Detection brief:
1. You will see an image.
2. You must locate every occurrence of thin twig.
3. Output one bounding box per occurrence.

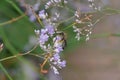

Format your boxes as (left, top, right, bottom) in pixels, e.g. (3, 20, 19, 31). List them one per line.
(57, 16, 75, 26)
(0, 13, 26, 26)
(5, 0, 23, 14)
(62, 22, 75, 31)
(29, 6, 44, 27)
(28, 53, 45, 59)
(0, 44, 38, 62)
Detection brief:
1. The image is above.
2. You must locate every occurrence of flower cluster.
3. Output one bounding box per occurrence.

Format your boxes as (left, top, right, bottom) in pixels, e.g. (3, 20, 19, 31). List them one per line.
(39, 10, 48, 20)
(73, 10, 93, 41)
(39, 9, 60, 26)
(88, 0, 101, 11)
(35, 29, 66, 74)
(45, 0, 68, 9)
(34, 7, 67, 74)
(17, 0, 40, 22)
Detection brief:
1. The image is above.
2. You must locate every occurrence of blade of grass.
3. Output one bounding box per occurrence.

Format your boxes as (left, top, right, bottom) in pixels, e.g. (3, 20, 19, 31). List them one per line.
(0, 27, 28, 63)
(5, 0, 23, 14)
(0, 63, 13, 80)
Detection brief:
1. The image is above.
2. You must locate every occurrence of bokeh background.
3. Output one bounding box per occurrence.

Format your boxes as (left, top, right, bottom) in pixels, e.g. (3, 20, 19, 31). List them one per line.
(0, 0, 120, 80)
(61, 0, 120, 80)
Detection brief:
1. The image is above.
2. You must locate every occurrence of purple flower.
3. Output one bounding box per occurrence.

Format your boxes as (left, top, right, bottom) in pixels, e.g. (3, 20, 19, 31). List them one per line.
(51, 66, 59, 74)
(53, 53, 60, 61)
(54, 46, 63, 53)
(39, 10, 48, 19)
(45, 24, 55, 36)
(60, 60, 66, 67)
(29, 15, 36, 22)
(39, 34, 49, 44)
(41, 29, 47, 34)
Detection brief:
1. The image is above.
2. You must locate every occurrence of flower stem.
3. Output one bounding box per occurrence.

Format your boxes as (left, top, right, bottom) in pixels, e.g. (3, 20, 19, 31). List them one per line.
(62, 22, 76, 31)
(5, 0, 23, 14)
(0, 13, 26, 26)
(91, 33, 120, 39)
(30, 6, 44, 27)
(57, 16, 75, 26)
(0, 44, 38, 62)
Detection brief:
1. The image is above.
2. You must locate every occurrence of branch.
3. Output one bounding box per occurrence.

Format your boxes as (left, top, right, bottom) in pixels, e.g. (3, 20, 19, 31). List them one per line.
(0, 13, 26, 26)
(0, 44, 38, 62)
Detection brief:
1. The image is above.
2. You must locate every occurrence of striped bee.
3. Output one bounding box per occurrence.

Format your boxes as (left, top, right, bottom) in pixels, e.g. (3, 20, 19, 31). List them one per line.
(56, 31, 67, 49)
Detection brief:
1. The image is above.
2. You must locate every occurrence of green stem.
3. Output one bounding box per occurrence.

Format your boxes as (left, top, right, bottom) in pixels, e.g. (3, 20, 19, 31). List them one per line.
(28, 53, 45, 59)
(101, 7, 120, 15)
(91, 33, 120, 39)
(64, 6, 75, 13)
(5, 0, 38, 27)
(0, 27, 28, 64)
(5, 0, 23, 15)
(0, 63, 13, 80)
(62, 23, 75, 31)
(57, 16, 75, 26)
(0, 14, 26, 26)
(5, 0, 44, 28)
(0, 28, 18, 54)
(30, 6, 44, 27)
(106, 8, 120, 13)
(0, 43, 38, 62)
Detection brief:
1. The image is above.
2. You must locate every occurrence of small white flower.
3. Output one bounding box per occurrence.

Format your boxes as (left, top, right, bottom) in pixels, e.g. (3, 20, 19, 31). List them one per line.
(51, 66, 59, 74)
(39, 10, 48, 19)
(34, 30, 40, 35)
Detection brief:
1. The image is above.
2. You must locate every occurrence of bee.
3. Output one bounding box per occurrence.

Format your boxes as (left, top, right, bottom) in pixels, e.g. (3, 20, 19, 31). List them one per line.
(55, 31, 67, 49)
